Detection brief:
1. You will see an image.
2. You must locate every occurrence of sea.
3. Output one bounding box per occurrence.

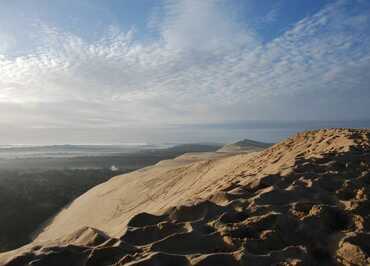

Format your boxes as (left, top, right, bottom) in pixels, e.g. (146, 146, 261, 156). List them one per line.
(0, 143, 169, 159)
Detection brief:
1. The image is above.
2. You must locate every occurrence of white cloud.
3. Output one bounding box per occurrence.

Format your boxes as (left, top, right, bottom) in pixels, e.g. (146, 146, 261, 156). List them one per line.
(0, 0, 369, 142)
(158, 0, 259, 51)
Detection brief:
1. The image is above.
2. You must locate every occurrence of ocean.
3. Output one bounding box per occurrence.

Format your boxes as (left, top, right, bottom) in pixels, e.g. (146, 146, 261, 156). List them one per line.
(0, 144, 169, 159)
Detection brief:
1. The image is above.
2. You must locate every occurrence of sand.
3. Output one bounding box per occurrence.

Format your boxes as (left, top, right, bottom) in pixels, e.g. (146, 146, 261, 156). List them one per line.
(217, 139, 272, 153)
(1, 128, 369, 265)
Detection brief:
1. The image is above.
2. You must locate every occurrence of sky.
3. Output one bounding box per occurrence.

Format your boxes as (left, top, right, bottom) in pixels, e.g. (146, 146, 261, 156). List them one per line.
(0, 0, 370, 144)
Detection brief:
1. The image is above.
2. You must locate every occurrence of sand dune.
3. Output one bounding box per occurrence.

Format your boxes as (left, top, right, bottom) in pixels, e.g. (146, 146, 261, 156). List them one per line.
(217, 139, 272, 153)
(1, 128, 370, 265)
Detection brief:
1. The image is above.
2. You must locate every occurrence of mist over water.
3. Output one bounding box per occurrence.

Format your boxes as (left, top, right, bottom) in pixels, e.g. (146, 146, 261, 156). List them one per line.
(0, 144, 169, 159)
(1, 120, 369, 159)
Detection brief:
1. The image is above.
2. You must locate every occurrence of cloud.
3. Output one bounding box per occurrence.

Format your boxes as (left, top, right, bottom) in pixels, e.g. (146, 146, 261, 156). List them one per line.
(158, 0, 259, 51)
(0, 0, 369, 143)
(258, 2, 281, 25)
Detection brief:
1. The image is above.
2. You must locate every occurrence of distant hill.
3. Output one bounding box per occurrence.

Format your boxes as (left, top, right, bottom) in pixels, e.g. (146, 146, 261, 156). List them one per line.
(217, 138, 273, 153)
(164, 143, 223, 153)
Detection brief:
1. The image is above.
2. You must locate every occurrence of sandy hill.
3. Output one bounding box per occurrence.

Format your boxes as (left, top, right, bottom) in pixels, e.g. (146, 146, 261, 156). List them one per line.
(217, 139, 272, 153)
(1, 128, 370, 265)
(163, 143, 223, 153)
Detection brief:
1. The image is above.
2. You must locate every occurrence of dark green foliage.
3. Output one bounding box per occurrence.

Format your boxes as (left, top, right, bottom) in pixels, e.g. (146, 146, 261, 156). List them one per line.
(0, 169, 123, 251)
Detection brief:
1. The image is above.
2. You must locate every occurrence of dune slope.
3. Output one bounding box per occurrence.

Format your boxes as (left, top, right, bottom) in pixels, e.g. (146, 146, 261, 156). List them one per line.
(217, 139, 272, 153)
(1, 128, 370, 266)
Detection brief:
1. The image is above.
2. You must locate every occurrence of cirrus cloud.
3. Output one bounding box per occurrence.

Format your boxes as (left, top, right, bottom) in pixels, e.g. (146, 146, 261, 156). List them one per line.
(0, 0, 369, 143)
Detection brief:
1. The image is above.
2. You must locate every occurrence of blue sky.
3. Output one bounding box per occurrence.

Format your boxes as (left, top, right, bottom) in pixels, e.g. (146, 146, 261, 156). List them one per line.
(0, 0, 369, 144)
(0, 0, 334, 52)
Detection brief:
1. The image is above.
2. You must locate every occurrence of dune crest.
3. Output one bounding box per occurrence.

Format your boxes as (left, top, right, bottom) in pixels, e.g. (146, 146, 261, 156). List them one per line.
(1, 128, 370, 265)
(217, 139, 272, 153)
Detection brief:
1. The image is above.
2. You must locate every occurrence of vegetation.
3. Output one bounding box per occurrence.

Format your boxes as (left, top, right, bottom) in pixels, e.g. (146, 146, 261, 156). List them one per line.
(0, 168, 124, 251)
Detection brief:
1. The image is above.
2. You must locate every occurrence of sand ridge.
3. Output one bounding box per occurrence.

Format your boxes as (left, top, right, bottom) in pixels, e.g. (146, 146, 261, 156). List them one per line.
(1, 128, 370, 265)
(217, 139, 272, 153)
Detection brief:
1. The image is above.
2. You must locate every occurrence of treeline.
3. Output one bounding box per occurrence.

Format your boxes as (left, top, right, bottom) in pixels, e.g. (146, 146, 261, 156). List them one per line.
(0, 169, 126, 251)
